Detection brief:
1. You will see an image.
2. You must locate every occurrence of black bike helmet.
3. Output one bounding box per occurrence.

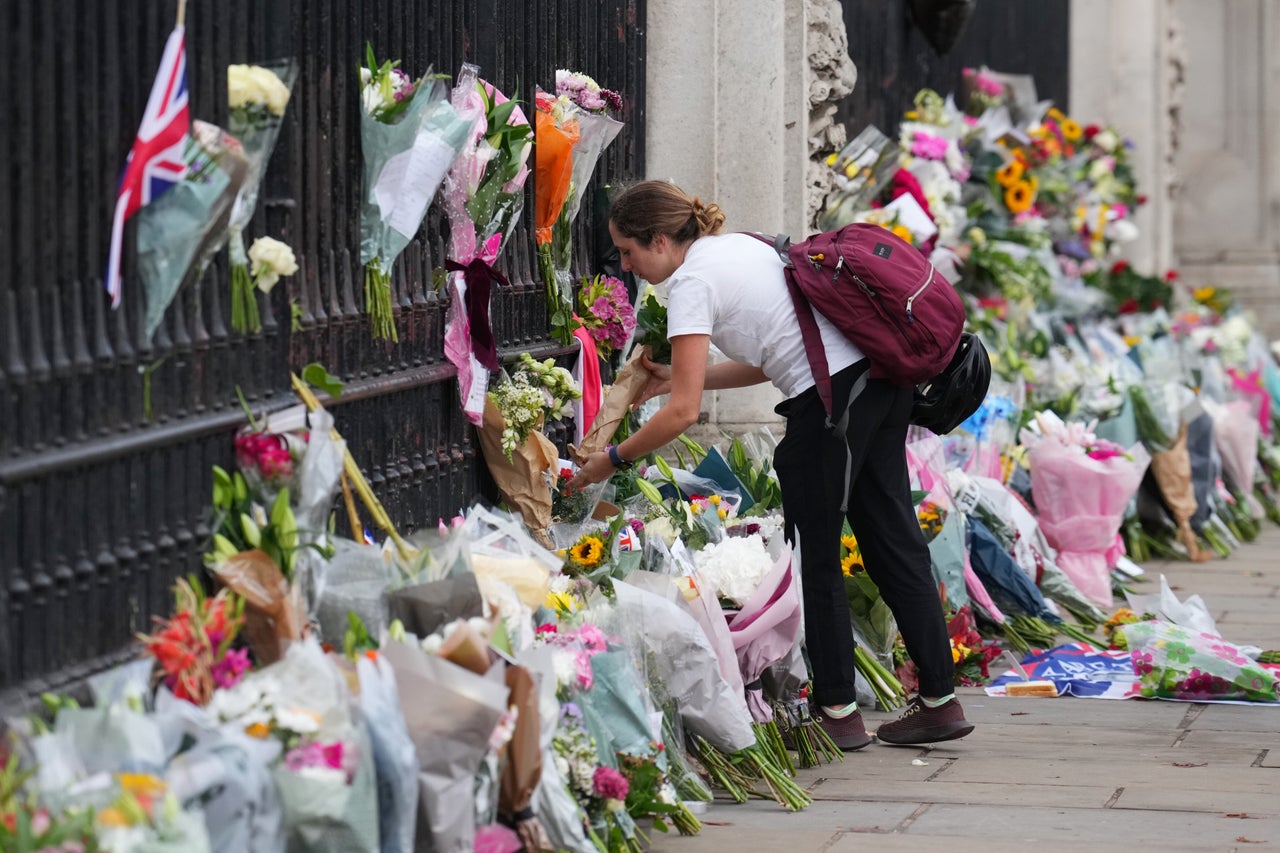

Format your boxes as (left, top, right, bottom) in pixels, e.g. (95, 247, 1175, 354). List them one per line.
(911, 332, 992, 435)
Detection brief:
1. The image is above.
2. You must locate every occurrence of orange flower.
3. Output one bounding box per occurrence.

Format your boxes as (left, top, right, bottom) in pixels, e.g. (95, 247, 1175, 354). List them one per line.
(1004, 180, 1036, 214)
(995, 158, 1024, 187)
(534, 108, 579, 245)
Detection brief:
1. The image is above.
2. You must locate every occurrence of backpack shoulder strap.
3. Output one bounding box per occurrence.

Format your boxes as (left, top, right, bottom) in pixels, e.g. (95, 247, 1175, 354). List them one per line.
(745, 231, 833, 414)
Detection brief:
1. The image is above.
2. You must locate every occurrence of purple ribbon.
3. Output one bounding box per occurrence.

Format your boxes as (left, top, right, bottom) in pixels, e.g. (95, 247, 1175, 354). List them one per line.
(445, 258, 508, 371)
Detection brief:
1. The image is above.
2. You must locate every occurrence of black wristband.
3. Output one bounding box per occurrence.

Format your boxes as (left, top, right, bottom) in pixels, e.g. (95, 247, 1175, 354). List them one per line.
(607, 444, 632, 470)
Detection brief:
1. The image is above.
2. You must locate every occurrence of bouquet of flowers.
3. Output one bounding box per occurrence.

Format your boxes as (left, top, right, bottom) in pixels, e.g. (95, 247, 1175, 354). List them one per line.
(0, 753, 99, 853)
(225, 61, 298, 333)
(358, 45, 471, 341)
(535, 72, 624, 345)
(1021, 411, 1151, 609)
(138, 577, 249, 706)
(94, 772, 211, 853)
(442, 64, 533, 422)
(136, 120, 249, 340)
(575, 274, 637, 362)
(961, 66, 1007, 117)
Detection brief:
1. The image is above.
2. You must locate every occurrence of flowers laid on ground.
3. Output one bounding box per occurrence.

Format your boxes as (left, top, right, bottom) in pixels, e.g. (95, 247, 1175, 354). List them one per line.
(576, 273, 638, 361)
(138, 578, 248, 705)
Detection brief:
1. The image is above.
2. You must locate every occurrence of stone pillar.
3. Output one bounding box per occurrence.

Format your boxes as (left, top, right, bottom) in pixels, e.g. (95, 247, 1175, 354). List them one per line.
(645, 0, 856, 445)
(1069, 0, 1181, 278)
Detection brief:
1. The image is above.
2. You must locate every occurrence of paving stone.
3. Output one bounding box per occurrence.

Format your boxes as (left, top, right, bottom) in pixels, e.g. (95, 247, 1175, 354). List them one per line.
(925, 754, 1274, 792)
(901, 802, 1280, 848)
(810, 778, 1115, 808)
(650, 828, 839, 853)
(1115, 784, 1280, 814)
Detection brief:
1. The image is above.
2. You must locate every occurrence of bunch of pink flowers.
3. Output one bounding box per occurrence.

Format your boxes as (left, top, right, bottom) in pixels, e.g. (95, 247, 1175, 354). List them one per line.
(555, 70, 623, 114)
(577, 274, 637, 358)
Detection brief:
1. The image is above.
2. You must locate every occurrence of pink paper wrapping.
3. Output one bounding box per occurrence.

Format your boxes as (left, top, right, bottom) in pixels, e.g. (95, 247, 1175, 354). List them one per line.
(725, 547, 802, 723)
(1028, 440, 1151, 609)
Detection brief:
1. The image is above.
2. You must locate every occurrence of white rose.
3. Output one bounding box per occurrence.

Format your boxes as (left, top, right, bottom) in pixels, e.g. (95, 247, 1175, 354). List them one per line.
(1094, 129, 1118, 153)
(1105, 219, 1139, 243)
(248, 65, 291, 115)
(227, 64, 262, 110)
(247, 237, 298, 292)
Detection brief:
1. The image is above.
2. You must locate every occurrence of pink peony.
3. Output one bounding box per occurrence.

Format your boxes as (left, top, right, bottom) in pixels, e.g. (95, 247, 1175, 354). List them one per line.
(909, 131, 949, 160)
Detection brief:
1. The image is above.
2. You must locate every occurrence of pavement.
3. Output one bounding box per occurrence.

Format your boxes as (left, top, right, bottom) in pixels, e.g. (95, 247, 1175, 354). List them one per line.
(652, 527, 1280, 853)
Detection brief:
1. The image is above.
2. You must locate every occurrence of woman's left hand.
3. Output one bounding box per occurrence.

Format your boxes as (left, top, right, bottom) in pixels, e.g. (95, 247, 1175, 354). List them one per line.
(568, 451, 614, 492)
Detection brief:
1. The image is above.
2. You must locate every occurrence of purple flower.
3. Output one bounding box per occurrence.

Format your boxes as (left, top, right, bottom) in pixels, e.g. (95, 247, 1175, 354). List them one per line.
(602, 89, 624, 112)
(628, 518, 645, 534)
(212, 647, 251, 689)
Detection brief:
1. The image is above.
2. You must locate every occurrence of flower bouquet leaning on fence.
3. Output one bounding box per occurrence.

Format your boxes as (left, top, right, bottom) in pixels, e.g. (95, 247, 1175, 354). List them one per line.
(475, 353, 581, 535)
(442, 64, 533, 422)
(225, 61, 298, 333)
(534, 73, 624, 345)
(575, 273, 637, 366)
(358, 44, 471, 341)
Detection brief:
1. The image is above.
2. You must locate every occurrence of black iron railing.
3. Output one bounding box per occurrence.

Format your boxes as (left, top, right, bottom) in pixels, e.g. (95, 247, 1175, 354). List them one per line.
(0, 0, 646, 701)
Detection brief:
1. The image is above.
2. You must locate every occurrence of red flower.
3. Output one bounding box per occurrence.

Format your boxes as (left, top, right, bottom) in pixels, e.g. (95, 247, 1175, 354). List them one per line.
(1110, 260, 1130, 275)
(536, 623, 558, 635)
(1083, 124, 1100, 140)
(1164, 270, 1179, 282)
(889, 168, 934, 223)
(1136, 194, 1148, 205)
(1117, 297, 1140, 315)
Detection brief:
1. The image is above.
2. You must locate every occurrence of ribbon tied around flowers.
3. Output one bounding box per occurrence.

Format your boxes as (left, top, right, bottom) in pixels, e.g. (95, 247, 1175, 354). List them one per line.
(445, 256, 509, 371)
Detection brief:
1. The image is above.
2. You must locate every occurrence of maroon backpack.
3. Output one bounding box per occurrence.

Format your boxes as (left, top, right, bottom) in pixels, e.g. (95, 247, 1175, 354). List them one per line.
(754, 224, 965, 416)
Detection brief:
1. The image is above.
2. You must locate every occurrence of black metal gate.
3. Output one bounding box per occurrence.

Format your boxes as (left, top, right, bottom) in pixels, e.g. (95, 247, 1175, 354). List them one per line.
(0, 0, 646, 704)
(838, 0, 1070, 136)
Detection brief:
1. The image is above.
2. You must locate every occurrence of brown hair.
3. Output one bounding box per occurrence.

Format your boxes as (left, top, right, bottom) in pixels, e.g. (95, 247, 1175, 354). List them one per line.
(609, 180, 725, 246)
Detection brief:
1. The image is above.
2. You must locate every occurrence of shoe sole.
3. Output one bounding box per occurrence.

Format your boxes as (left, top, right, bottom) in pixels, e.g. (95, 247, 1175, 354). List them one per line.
(875, 722, 975, 746)
(832, 735, 873, 751)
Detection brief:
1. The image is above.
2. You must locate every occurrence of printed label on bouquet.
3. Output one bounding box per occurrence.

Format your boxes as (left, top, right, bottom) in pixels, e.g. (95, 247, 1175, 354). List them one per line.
(375, 132, 459, 239)
(952, 478, 981, 515)
(463, 354, 490, 418)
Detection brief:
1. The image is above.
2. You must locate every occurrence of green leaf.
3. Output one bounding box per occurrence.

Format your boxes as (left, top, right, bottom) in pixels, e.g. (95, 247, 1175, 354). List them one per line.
(302, 362, 345, 399)
(910, 489, 930, 506)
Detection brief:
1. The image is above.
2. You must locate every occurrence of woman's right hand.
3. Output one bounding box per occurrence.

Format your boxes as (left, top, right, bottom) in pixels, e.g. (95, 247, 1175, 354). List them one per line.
(635, 351, 672, 408)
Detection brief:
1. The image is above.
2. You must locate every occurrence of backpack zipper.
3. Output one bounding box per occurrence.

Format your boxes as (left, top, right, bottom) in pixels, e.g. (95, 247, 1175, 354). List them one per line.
(904, 266, 935, 324)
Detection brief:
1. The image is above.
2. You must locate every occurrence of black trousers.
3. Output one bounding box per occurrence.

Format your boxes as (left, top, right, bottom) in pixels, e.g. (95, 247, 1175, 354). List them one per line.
(773, 361, 955, 705)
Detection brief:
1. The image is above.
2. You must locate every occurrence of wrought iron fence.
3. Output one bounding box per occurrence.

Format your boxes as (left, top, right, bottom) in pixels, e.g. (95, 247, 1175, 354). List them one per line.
(838, 0, 1069, 136)
(0, 0, 646, 702)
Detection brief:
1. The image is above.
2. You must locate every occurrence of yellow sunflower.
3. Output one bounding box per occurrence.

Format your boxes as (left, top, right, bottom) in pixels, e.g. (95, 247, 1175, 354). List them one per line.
(568, 536, 605, 568)
(841, 534, 858, 553)
(995, 158, 1024, 187)
(1061, 118, 1083, 141)
(1004, 179, 1036, 214)
(840, 552, 863, 576)
(1192, 285, 1217, 304)
(890, 224, 914, 244)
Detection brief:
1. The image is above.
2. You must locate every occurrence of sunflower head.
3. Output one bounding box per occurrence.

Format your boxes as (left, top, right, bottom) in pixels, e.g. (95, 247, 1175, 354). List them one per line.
(1061, 118, 1082, 141)
(995, 158, 1024, 187)
(568, 535, 605, 568)
(1004, 180, 1036, 214)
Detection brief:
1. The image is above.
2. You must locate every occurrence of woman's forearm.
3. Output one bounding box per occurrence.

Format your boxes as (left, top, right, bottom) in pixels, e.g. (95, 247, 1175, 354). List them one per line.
(703, 360, 769, 390)
(616, 400, 698, 462)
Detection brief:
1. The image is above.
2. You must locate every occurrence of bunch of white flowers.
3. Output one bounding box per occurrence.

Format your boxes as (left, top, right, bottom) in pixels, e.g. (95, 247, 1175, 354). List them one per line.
(492, 378, 547, 461)
(692, 533, 773, 607)
(516, 353, 581, 420)
(228, 64, 292, 116)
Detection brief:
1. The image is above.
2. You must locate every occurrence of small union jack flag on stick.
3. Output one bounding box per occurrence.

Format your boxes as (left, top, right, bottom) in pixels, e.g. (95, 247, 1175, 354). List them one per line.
(105, 2, 191, 307)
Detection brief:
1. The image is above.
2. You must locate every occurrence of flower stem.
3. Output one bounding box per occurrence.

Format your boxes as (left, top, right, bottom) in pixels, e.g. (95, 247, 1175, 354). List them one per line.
(365, 262, 398, 342)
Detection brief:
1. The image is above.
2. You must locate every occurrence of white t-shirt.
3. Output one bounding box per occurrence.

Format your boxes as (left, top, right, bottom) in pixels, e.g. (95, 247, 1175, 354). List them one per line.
(665, 233, 865, 400)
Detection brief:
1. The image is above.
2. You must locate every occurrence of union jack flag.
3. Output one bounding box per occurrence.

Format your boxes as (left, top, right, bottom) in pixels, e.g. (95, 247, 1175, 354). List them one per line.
(105, 25, 190, 307)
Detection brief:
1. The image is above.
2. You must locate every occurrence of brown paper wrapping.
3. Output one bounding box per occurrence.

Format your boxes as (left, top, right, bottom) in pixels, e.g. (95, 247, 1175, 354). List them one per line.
(476, 397, 558, 533)
(211, 549, 305, 665)
(573, 347, 653, 463)
(1148, 425, 1211, 562)
(498, 665, 542, 816)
